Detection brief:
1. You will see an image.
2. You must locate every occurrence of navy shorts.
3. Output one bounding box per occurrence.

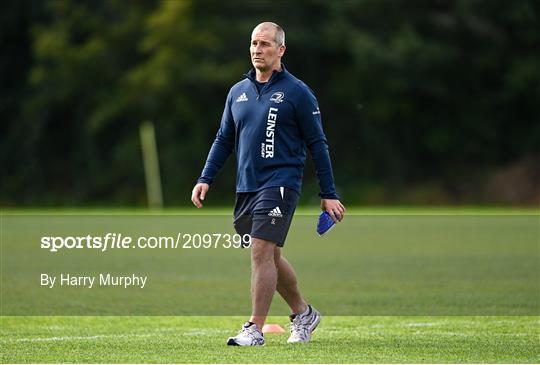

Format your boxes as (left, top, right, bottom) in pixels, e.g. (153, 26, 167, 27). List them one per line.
(233, 186, 300, 247)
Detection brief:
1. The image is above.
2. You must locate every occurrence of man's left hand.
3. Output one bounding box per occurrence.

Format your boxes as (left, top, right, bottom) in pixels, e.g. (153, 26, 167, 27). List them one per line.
(321, 199, 346, 223)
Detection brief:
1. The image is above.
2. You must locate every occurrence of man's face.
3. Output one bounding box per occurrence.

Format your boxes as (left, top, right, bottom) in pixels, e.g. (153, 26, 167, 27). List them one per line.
(250, 27, 285, 72)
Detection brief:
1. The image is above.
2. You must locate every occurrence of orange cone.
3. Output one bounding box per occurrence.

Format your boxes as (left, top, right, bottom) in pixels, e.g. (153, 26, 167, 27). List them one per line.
(262, 323, 286, 333)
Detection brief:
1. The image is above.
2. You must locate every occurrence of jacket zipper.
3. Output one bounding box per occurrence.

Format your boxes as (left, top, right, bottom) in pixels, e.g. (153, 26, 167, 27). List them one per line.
(247, 72, 279, 102)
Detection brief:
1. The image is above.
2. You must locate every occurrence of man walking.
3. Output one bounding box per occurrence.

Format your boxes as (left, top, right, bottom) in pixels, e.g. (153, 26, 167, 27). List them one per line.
(191, 22, 345, 346)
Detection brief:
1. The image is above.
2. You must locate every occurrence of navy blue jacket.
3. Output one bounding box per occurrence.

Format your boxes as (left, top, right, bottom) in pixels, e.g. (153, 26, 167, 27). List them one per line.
(198, 65, 339, 199)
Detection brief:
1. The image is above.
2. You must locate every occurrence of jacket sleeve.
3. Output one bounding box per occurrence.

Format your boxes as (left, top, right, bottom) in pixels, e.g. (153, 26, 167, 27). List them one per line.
(197, 90, 235, 185)
(295, 86, 339, 199)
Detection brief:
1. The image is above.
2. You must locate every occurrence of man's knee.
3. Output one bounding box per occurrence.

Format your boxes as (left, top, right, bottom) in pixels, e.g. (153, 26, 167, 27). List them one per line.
(251, 238, 277, 265)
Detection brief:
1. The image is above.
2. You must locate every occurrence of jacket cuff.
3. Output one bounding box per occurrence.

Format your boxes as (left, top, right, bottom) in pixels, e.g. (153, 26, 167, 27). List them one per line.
(319, 192, 340, 200)
(197, 177, 212, 185)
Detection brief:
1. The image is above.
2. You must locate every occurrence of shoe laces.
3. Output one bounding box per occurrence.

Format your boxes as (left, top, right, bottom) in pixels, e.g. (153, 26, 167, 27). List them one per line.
(289, 314, 310, 337)
(239, 323, 261, 337)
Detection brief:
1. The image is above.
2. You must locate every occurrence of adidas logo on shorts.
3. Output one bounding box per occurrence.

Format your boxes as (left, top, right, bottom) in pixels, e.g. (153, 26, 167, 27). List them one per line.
(268, 206, 283, 218)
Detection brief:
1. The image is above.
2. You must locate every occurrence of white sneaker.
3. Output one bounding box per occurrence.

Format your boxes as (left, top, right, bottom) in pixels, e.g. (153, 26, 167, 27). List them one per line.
(287, 304, 321, 343)
(227, 322, 265, 346)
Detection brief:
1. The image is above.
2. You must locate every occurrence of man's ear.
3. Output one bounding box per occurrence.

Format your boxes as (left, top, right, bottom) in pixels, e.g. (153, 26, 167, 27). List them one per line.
(279, 44, 286, 57)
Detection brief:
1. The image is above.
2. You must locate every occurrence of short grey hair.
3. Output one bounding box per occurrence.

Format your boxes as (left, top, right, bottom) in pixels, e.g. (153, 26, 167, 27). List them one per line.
(273, 23, 285, 46)
(254, 22, 285, 46)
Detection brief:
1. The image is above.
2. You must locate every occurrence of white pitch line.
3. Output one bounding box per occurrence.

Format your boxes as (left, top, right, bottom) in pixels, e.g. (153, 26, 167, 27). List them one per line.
(3, 333, 155, 343)
(2, 328, 232, 343)
(184, 329, 231, 336)
(401, 322, 442, 327)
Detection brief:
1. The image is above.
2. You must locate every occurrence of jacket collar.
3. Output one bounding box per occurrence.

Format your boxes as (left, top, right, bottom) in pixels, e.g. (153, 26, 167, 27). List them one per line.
(245, 63, 287, 85)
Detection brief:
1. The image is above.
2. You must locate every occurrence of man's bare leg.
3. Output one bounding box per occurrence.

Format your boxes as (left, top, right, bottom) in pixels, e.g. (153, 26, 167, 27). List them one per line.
(274, 247, 308, 314)
(249, 238, 278, 330)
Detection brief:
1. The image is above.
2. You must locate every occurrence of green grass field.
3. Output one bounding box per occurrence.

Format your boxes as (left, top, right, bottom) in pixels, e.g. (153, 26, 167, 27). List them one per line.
(2, 316, 538, 363)
(1, 208, 539, 363)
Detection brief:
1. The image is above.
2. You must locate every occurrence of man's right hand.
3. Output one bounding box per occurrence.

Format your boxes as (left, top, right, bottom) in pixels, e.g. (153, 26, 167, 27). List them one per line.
(191, 183, 210, 208)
